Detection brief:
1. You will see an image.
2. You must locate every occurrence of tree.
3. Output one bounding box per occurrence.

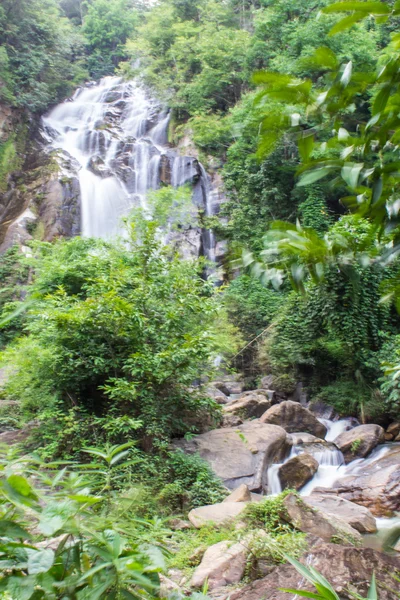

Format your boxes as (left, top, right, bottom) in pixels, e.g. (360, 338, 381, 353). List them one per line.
(82, 0, 138, 78)
(0, 0, 87, 112)
(1, 212, 237, 451)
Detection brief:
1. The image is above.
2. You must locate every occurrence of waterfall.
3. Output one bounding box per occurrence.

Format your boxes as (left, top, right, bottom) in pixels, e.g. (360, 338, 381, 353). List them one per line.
(42, 76, 219, 262)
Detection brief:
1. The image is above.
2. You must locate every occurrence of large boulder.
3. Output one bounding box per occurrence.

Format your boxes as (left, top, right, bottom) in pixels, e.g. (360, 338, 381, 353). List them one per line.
(282, 493, 362, 544)
(303, 495, 377, 533)
(188, 502, 247, 529)
(334, 424, 385, 463)
(260, 401, 327, 439)
(174, 421, 290, 492)
(229, 540, 400, 600)
(213, 376, 244, 396)
(278, 454, 319, 491)
(190, 540, 247, 590)
(223, 484, 251, 503)
(313, 446, 400, 516)
(223, 392, 273, 419)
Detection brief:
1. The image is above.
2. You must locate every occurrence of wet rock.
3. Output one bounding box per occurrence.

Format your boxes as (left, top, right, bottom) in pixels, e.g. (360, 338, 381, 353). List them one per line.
(278, 454, 319, 491)
(223, 392, 273, 419)
(313, 446, 400, 516)
(188, 502, 248, 529)
(334, 424, 385, 463)
(159, 153, 173, 185)
(282, 493, 362, 544)
(103, 89, 122, 103)
(298, 440, 343, 461)
(190, 540, 247, 590)
(223, 484, 251, 503)
(229, 540, 400, 600)
(87, 156, 112, 178)
(260, 401, 327, 439)
(174, 421, 290, 492)
(303, 495, 377, 533)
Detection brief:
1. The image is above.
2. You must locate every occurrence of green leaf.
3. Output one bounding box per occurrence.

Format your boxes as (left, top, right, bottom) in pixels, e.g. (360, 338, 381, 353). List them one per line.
(323, 2, 390, 14)
(27, 548, 55, 575)
(372, 86, 391, 115)
(341, 163, 364, 188)
(7, 475, 34, 497)
(280, 589, 323, 599)
(297, 168, 333, 186)
(7, 575, 37, 600)
(0, 520, 32, 540)
(367, 573, 378, 600)
(298, 133, 314, 162)
(329, 13, 365, 35)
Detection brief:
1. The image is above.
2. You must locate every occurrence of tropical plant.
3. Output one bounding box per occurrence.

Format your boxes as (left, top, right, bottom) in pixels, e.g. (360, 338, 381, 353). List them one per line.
(0, 447, 164, 599)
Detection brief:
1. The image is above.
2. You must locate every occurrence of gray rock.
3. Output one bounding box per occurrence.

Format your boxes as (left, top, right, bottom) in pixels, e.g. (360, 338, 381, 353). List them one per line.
(260, 401, 327, 439)
(223, 392, 272, 419)
(229, 539, 400, 600)
(223, 484, 251, 503)
(190, 540, 247, 590)
(188, 502, 248, 529)
(174, 421, 290, 492)
(334, 424, 385, 463)
(303, 495, 377, 533)
(282, 493, 362, 544)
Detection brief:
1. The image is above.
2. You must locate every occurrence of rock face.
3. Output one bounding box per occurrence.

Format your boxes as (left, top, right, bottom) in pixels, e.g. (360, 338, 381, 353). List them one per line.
(282, 493, 362, 544)
(190, 540, 247, 590)
(260, 401, 327, 439)
(314, 446, 400, 516)
(174, 421, 290, 492)
(188, 502, 247, 528)
(229, 540, 400, 600)
(223, 484, 251, 503)
(303, 495, 377, 533)
(223, 392, 273, 420)
(334, 424, 384, 463)
(278, 454, 319, 491)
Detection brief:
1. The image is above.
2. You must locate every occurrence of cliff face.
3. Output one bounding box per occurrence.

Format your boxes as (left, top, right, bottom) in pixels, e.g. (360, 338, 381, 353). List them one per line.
(0, 102, 81, 252)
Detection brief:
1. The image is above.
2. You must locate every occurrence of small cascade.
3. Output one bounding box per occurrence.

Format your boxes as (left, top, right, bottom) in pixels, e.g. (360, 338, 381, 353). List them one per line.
(266, 446, 299, 495)
(319, 417, 356, 442)
(42, 76, 220, 262)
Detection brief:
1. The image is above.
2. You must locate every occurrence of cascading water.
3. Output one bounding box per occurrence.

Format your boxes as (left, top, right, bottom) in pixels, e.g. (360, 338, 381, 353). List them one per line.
(42, 76, 220, 261)
(265, 416, 400, 551)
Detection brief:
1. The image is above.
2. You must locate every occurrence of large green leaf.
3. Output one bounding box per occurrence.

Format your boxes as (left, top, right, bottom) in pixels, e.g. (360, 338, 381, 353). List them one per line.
(0, 520, 32, 540)
(322, 2, 390, 14)
(27, 548, 55, 575)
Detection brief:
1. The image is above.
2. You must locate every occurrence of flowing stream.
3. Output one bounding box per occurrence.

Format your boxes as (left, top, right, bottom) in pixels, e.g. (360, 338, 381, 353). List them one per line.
(266, 418, 400, 551)
(42, 76, 219, 260)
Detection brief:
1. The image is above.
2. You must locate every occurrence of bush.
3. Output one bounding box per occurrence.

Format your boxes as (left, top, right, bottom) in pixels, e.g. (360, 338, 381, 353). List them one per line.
(1, 212, 238, 453)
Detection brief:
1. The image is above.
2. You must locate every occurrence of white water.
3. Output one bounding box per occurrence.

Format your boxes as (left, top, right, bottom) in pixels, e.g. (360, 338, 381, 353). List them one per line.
(42, 76, 219, 261)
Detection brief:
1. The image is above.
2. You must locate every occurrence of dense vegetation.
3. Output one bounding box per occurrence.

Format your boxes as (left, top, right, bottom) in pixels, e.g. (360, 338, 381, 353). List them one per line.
(2, 0, 400, 596)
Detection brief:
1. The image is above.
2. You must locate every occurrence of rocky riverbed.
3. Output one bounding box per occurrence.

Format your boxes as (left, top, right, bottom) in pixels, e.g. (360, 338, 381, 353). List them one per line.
(171, 376, 400, 598)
